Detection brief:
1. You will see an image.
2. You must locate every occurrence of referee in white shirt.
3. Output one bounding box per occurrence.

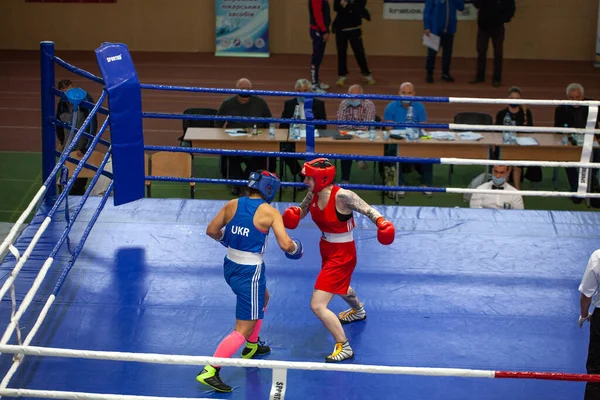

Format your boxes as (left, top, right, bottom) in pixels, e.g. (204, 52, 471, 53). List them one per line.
(469, 165, 524, 210)
(578, 249, 600, 399)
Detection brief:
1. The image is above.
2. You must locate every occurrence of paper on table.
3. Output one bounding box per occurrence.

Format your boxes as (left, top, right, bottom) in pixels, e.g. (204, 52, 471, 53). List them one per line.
(225, 129, 249, 137)
(422, 32, 440, 52)
(515, 137, 539, 146)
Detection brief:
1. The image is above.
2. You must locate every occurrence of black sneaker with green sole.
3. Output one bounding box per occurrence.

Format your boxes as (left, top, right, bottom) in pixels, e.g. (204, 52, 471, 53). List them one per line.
(196, 366, 232, 393)
(241, 338, 271, 359)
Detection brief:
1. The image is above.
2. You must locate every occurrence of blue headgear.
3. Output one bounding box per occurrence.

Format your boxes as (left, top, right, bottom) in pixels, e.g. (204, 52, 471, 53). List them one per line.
(247, 170, 280, 204)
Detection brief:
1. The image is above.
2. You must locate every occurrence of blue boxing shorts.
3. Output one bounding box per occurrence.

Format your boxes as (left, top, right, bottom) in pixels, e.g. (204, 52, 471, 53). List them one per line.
(224, 257, 266, 320)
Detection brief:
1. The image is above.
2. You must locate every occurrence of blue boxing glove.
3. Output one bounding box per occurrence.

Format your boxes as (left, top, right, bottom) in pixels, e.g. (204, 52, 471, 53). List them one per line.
(285, 239, 303, 260)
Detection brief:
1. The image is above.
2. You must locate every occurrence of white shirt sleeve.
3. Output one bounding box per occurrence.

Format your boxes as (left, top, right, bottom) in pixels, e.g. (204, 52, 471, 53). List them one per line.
(469, 193, 483, 208)
(579, 251, 600, 298)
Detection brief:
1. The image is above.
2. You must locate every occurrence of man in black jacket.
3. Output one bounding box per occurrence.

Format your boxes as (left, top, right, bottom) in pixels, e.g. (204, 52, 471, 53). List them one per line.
(333, 0, 375, 87)
(215, 78, 274, 194)
(554, 83, 600, 203)
(55, 79, 98, 195)
(470, 0, 515, 87)
(280, 79, 328, 178)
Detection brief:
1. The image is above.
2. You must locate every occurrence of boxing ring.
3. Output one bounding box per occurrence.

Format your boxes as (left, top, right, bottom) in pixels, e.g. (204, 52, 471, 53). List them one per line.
(1, 41, 600, 399)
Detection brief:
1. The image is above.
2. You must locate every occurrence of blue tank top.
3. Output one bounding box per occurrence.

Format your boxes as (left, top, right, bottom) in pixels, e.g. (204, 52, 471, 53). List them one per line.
(223, 197, 268, 254)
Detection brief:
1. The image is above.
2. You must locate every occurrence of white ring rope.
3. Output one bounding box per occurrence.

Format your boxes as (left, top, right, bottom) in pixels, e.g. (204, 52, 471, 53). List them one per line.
(0, 344, 496, 379)
(0, 186, 47, 263)
(449, 97, 600, 107)
(0, 389, 215, 400)
(448, 123, 599, 134)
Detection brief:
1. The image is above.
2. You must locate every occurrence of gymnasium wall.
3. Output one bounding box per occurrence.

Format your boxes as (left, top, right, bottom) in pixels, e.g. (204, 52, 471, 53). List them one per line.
(0, 0, 597, 61)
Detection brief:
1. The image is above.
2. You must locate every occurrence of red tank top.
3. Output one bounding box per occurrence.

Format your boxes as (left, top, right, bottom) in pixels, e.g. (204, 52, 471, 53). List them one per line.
(310, 186, 355, 234)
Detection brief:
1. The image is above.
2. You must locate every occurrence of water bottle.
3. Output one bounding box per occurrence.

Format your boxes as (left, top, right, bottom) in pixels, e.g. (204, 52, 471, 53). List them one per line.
(510, 120, 517, 144)
(369, 120, 376, 141)
(405, 106, 418, 141)
(502, 112, 512, 144)
(252, 124, 258, 136)
(561, 124, 569, 145)
(291, 105, 301, 140)
(269, 123, 276, 140)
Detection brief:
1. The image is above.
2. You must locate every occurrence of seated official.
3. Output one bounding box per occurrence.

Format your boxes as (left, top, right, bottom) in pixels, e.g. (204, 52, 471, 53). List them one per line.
(215, 78, 274, 195)
(279, 79, 327, 179)
(494, 86, 539, 189)
(383, 82, 433, 198)
(336, 84, 376, 183)
(554, 82, 600, 203)
(470, 165, 524, 210)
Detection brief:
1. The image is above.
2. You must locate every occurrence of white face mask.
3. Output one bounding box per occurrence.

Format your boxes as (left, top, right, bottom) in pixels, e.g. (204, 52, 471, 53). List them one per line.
(492, 175, 506, 186)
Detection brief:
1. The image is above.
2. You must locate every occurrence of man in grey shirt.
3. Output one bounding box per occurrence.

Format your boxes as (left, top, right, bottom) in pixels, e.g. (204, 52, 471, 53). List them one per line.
(216, 78, 274, 195)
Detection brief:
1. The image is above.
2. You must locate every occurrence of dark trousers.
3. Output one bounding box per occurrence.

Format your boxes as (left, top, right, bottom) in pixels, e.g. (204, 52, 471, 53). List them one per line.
(341, 159, 353, 182)
(69, 178, 88, 195)
(310, 29, 327, 85)
(336, 28, 370, 77)
(566, 149, 600, 192)
(476, 25, 505, 82)
(426, 33, 454, 77)
(585, 309, 600, 399)
(280, 143, 302, 177)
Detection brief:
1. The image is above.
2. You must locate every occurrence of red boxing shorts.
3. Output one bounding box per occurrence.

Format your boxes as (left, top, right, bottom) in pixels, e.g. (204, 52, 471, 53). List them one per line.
(314, 239, 357, 295)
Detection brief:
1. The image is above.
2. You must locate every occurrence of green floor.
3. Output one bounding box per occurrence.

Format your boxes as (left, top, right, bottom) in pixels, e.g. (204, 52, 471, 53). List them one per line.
(0, 151, 595, 224)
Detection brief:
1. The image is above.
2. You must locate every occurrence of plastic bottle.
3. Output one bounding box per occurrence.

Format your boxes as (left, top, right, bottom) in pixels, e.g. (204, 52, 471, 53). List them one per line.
(405, 106, 418, 141)
(369, 120, 376, 141)
(269, 123, 275, 140)
(502, 113, 512, 144)
(291, 105, 301, 140)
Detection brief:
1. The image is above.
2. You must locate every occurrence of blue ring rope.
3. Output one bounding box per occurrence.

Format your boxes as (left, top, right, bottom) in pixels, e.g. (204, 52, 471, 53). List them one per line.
(146, 175, 444, 193)
(144, 145, 441, 164)
(41, 91, 108, 193)
(53, 56, 104, 85)
(54, 151, 115, 180)
(47, 115, 111, 217)
(142, 112, 447, 130)
(138, 83, 450, 103)
(53, 120, 112, 149)
(50, 56, 450, 103)
(48, 149, 113, 262)
(53, 182, 114, 296)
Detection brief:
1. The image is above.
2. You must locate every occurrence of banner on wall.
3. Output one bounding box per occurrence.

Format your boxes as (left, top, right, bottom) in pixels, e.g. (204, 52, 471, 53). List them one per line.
(595, 0, 600, 67)
(215, 0, 269, 58)
(383, 0, 476, 21)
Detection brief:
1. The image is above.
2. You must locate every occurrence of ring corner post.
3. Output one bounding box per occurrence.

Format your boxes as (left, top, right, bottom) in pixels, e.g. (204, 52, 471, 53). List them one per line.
(95, 42, 145, 206)
(304, 98, 316, 158)
(40, 41, 56, 200)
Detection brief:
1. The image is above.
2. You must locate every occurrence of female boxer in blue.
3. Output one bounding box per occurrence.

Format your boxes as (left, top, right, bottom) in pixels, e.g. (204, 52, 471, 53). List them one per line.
(197, 170, 303, 392)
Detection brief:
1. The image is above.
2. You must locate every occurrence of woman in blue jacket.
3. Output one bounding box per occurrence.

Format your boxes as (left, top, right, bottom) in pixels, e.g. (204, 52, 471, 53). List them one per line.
(423, 0, 464, 83)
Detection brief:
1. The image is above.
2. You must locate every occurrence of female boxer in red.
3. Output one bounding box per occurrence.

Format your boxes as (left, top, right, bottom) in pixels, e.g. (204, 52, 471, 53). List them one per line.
(282, 158, 395, 362)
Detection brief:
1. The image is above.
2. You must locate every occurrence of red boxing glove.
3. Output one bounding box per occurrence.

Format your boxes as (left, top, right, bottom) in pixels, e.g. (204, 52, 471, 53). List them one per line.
(376, 217, 395, 245)
(282, 206, 302, 229)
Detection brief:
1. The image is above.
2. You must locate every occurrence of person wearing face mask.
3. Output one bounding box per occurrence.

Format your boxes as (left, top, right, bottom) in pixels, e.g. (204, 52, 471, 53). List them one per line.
(469, 165, 524, 209)
(554, 83, 600, 203)
(494, 86, 537, 190)
(336, 84, 376, 183)
(215, 78, 274, 195)
(279, 79, 328, 179)
(382, 82, 432, 198)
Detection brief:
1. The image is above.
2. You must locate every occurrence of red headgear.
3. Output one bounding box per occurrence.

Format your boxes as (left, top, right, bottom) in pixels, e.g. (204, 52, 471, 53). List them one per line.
(301, 158, 336, 193)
